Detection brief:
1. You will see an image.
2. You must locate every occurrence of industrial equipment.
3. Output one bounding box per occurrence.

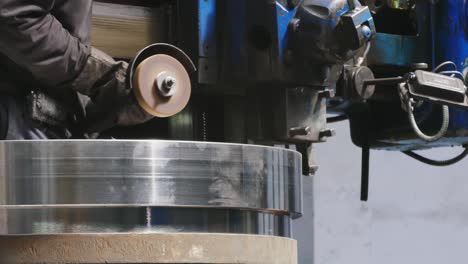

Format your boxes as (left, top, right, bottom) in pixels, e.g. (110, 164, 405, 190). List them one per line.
(0, 140, 301, 263)
(2, 0, 468, 263)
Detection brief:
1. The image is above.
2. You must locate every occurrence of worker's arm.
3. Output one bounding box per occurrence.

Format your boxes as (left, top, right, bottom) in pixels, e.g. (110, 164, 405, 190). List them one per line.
(0, 0, 91, 87)
(0, 0, 152, 131)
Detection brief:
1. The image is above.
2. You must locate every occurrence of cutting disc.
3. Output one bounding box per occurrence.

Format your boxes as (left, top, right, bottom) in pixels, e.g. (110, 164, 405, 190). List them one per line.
(132, 54, 191, 117)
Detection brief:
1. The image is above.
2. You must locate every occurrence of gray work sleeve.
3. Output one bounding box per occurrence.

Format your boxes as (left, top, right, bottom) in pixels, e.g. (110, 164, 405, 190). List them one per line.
(0, 0, 91, 87)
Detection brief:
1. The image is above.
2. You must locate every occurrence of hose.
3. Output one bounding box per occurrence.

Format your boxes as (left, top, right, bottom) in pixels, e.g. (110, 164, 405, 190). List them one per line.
(404, 61, 463, 142)
(403, 146, 468, 166)
(406, 99, 450, 142)
(437, 71, 465, 80)
(401, 61, 468, 164)
(356, 42, 371, 67)
(432, 61, 457, 73)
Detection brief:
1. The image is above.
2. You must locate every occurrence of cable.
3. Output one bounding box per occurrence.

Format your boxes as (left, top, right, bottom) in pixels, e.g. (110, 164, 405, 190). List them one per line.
(403, 61, 464, 142)
(406, 99, 449, 142)
(403, 146, 468, 166)
(432, 61, 457, 73)
(438, 71, 465, 80)
(356, 42, 371, 67)
(400, 61, 468, 164)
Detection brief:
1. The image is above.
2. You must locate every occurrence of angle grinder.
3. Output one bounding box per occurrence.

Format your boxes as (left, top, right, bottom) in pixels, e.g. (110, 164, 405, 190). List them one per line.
(128, 43, 196, 118)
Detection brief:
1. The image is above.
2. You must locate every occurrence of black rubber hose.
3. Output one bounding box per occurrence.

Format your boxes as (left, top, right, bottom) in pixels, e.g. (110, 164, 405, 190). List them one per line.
(403, 146, 468, 167)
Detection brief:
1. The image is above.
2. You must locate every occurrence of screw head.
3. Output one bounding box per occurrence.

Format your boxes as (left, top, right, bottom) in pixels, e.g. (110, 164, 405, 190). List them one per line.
(290, 19, 301, 33)
(361, 25, 372, 40)
(319, 129, 336, 141)
(155, 72, 178, 98)
(290, 126, 311, 137)
(164, 76, 177, 89)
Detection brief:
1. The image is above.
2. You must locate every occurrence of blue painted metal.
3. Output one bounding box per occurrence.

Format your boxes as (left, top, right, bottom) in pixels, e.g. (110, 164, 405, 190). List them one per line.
(275, 0, 357, 63)
(198, 0, 217, 57)
(275, 1, 299, 62)
(368, 3, 431, 68)
(433, 0, 468, 130)
(368, 33, 428, 67)
(198, 0, 217, 84)
(224, 0, 247, 73)
(337, 4, 350, 17)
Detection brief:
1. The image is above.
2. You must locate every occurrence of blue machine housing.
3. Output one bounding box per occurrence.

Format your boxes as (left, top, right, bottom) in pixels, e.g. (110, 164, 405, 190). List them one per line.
(434, 0, 468, 132)
(194, 0, 372, 87)
(344, 1, 468, 151)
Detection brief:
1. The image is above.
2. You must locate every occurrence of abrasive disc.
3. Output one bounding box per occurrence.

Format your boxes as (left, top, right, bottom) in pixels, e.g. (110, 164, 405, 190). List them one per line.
(132, 54, 191, 117)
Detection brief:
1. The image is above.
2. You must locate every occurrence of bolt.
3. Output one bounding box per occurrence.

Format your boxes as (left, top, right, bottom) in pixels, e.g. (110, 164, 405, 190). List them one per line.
(319, 129, 336, 141)
(156, 73, 178, 98)
(164, 76, 176, 90)
(289, 19, 301, 33)
(407, 72, 417, 83)
(290, 126, 311, 137)
(319, 89, 336, 99)
(361, 25, 372, 40)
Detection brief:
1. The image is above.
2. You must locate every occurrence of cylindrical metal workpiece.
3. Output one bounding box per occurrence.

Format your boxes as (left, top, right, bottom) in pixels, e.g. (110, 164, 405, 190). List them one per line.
(0, 140, 303, 236)
(0, 140, 302, 263)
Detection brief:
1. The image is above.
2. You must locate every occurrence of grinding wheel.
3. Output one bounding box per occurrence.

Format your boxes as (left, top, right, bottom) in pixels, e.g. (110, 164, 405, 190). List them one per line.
(133, 54, 191, 118)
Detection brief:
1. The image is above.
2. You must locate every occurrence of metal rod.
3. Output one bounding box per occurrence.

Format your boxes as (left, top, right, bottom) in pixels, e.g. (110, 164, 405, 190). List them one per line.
(360, 146, 370, 202)
(363, 76, 406, 87)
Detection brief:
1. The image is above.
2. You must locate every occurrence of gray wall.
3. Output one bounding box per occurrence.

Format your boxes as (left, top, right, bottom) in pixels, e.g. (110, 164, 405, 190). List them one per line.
(293, 122, 468, 264)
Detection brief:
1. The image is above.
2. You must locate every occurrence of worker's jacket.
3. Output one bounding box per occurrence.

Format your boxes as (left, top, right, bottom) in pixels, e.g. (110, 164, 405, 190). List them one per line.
(0, 0, 93, 93)
(0, 0, 93, 138)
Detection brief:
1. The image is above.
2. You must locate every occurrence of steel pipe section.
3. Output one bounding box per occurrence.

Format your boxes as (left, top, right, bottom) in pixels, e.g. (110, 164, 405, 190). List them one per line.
(2, 207, 292, 236)
(0, 140, 302, 236)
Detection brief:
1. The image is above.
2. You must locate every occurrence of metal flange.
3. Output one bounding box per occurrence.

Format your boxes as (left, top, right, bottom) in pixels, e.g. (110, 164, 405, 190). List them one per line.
(0, 140, 302, 235)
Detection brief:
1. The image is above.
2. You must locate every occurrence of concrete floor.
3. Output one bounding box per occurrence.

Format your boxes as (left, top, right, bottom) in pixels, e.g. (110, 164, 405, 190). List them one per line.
(293, 121, 468, 264)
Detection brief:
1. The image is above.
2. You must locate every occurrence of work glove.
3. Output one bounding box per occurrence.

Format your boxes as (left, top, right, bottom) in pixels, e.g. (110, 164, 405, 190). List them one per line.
(64, 48, 153, 132)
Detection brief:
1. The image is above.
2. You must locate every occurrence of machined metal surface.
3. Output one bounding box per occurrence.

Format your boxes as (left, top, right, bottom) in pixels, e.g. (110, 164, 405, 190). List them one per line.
(0, 140, 302, 215)
(1, 207, 291, 236)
